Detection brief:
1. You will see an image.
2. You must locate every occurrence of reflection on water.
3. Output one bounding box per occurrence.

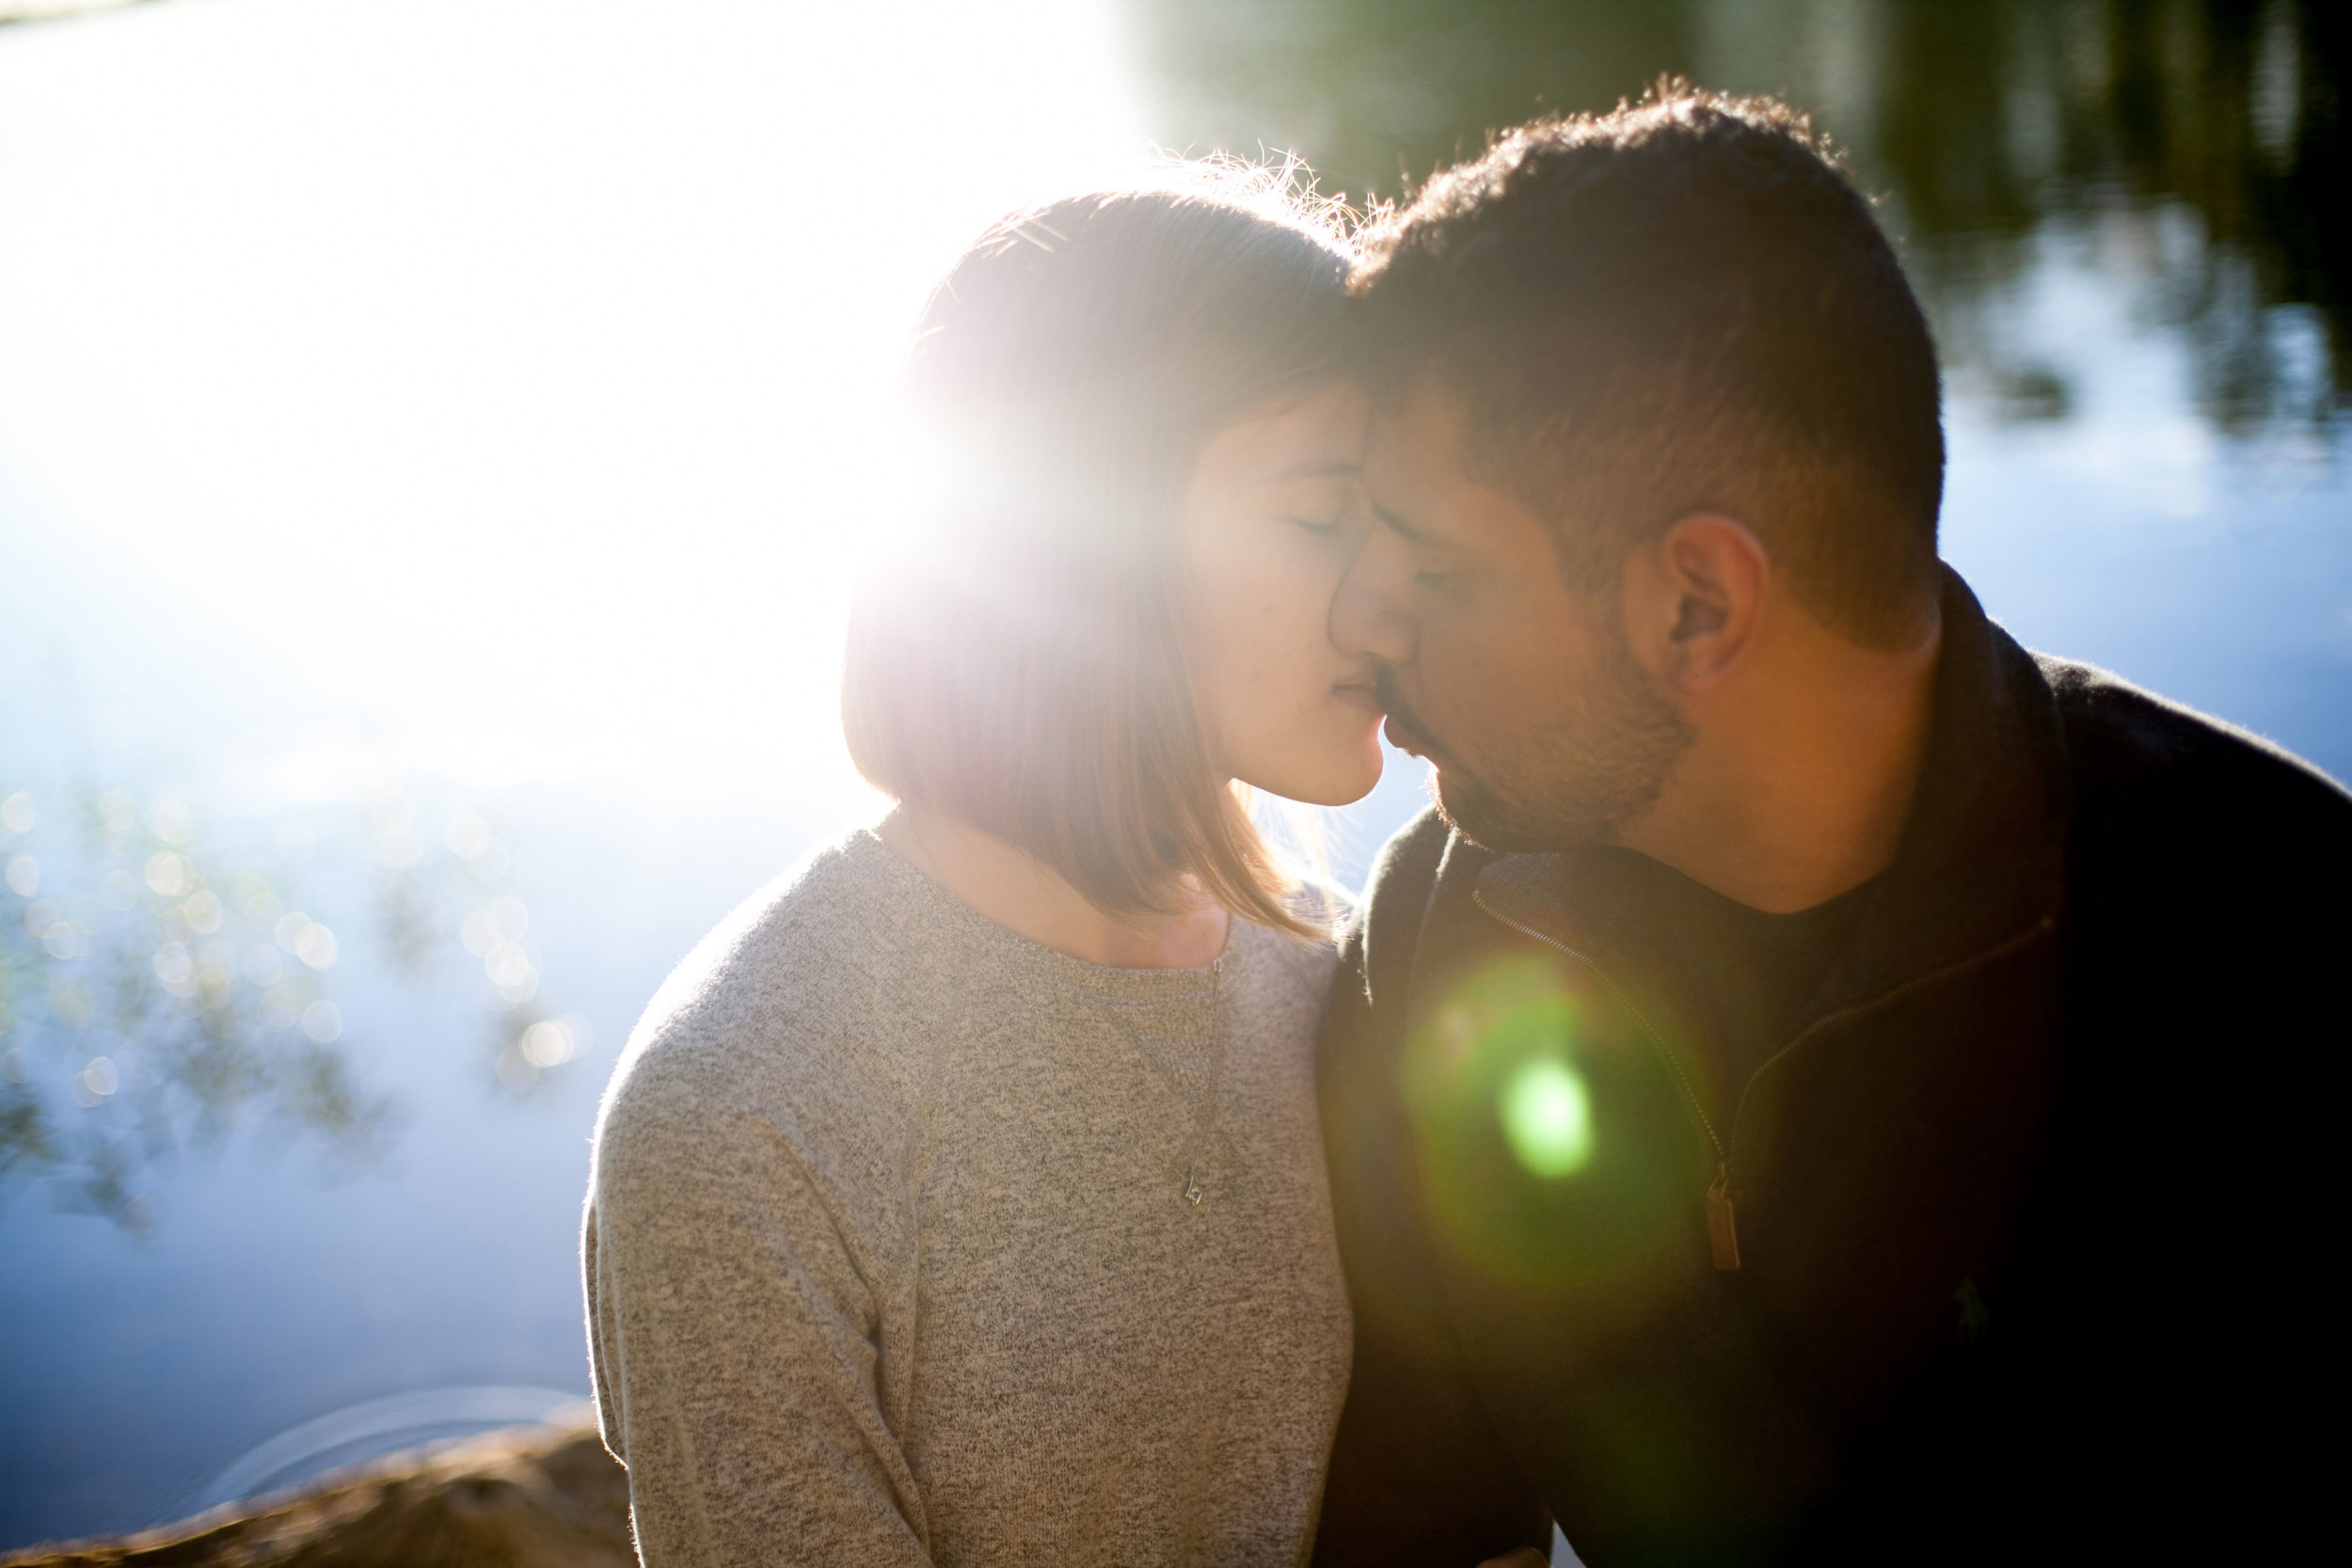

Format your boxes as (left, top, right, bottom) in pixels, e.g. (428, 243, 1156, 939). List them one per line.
(1129, 0, 2347, 437)
(0, 778, 593, 1240)
(0, 786, 391, 1234)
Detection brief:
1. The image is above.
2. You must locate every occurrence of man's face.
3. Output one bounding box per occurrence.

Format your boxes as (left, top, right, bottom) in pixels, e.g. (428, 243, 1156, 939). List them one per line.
(1334, 382, 1692, 853)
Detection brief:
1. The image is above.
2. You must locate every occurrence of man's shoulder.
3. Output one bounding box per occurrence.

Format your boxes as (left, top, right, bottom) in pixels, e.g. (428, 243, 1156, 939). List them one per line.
(2035, 653, 2350, 829)
(1359, 806, 1454, 906)
(1353, 805, 1483, 947)
(1343, 806, 1501, 1015)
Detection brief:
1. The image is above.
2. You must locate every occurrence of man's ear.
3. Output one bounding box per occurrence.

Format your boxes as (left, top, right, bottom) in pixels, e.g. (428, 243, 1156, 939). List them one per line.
(1620, 512, 1771, 694)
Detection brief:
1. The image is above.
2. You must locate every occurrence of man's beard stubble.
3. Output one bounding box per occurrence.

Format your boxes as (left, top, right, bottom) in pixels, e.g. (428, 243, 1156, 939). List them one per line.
(1375, 624, 1695, 855)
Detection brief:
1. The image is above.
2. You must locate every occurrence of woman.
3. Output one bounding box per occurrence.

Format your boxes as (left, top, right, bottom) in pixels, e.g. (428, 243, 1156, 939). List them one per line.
(583, 169, 1386, 1566)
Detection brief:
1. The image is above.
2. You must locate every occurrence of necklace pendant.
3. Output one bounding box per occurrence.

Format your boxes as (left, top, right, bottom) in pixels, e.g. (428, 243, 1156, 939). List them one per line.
(1182, 1168, 1205, 1206)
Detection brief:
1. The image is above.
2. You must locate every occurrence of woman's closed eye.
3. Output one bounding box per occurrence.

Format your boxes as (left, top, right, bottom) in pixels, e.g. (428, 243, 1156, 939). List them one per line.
(1277, 499, 1373, 554)
(1256, 473, 1362, 541)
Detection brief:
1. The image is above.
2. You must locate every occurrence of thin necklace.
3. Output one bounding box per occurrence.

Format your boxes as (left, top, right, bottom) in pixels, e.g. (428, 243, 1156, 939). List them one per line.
(905, 810, 1228, 1205)
(1176, 956, 1227, 1207)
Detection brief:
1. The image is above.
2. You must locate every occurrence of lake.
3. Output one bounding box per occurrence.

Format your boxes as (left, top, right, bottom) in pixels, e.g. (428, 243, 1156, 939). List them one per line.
(0, 0, 2343, 1547)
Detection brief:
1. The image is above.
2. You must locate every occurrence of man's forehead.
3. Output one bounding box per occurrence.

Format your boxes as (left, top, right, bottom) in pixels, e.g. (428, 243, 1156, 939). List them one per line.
(1364, 383, 1534, 544)
(1369, 377, 1470, 451)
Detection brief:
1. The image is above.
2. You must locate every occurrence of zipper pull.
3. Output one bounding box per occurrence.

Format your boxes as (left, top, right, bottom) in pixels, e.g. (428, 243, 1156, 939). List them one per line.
(1706, 1164, 1741, 1271)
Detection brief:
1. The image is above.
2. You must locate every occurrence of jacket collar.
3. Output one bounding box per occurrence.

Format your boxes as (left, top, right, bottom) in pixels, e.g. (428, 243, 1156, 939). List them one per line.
(1473, 569, 2071, 1024)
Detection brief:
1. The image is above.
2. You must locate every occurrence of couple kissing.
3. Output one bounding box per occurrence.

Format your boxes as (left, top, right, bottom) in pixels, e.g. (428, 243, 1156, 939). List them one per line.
(585, 85, 2346, 1568)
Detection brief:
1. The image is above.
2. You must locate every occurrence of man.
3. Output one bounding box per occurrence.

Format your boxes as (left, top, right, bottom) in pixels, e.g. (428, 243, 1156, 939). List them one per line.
(1312, 87, 2347, 1566)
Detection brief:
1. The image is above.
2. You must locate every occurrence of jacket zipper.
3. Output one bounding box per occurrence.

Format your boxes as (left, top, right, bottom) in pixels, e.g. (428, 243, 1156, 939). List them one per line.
(1723, 914, 2059, 1137)
(1471, 889, 1740, 1267)
(1472, 889, 2058, 1273)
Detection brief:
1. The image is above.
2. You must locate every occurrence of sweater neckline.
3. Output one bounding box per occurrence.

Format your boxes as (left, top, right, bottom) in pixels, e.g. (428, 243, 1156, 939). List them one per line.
(849, 827, 1240, 1006)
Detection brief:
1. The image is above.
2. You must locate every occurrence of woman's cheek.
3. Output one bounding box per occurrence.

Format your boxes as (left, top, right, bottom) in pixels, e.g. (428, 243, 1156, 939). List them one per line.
(1203, 524, 1344, 753)
(1251, 555, 1322, 689)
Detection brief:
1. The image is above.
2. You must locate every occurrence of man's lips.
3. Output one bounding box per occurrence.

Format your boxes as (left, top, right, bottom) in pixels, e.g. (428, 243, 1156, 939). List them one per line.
(1383, 711, 1438, 760)
(1371, 669, 1444, 762)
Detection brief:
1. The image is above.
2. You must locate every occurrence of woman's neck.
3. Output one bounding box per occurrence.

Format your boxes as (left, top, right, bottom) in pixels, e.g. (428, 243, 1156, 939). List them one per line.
(877, 803, 1230, 970)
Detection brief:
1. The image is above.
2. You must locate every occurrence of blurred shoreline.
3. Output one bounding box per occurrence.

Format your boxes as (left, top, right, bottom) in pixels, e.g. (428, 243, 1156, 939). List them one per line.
(1, 1418, 630, 1567)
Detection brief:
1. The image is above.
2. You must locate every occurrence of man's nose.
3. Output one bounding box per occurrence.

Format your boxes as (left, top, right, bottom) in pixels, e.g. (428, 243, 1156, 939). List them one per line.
(1331, 527, 1419, 669)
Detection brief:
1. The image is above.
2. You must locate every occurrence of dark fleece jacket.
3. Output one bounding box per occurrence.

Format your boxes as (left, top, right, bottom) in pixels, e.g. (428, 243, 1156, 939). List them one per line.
(1312, 572, 2349, 1567)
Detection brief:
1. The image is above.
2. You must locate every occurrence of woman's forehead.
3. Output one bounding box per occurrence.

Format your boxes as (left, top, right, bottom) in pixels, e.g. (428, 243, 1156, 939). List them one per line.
(1212, 382, 1372, 484)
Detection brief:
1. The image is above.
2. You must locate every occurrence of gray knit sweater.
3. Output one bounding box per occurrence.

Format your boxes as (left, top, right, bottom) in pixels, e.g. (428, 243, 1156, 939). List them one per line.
(583, 829, 1353, 1566)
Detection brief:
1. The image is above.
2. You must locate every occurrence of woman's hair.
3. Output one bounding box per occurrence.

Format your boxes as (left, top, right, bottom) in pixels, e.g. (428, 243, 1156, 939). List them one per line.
(842, 166, 1352, 939)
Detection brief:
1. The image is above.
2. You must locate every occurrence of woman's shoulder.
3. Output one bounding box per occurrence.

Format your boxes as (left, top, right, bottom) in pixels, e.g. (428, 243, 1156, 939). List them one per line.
(1283, 875, 1356, 937)
(1230, 876, 1353, 1001)
(593, 829, 926, 1154)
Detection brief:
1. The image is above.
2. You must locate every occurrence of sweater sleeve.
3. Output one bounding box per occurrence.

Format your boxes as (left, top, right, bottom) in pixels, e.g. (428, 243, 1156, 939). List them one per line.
(583, 1037, 928, 1568)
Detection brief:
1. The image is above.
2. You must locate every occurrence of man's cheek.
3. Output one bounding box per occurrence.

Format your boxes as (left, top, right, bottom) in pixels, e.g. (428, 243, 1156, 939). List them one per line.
(1439, 635, 1516, 712)
(1428, 656, 1510, 756)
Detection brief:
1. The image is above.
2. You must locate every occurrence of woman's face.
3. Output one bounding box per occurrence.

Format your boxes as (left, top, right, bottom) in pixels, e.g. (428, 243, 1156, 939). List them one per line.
(1176, 380, 1385, 807)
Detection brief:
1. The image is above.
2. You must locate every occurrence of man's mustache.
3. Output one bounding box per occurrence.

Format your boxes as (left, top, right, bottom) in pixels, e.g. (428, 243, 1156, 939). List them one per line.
(1372, 667, 1440, 758)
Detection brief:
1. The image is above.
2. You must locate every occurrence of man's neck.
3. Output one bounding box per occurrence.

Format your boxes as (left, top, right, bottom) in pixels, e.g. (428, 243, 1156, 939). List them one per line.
(877, 803, 1231, 969)
(1617, 611, 1943, 914)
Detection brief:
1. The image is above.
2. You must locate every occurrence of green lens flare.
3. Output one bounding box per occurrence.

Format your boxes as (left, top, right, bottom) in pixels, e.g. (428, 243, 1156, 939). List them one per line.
(1500, 1058, 1594, 1178)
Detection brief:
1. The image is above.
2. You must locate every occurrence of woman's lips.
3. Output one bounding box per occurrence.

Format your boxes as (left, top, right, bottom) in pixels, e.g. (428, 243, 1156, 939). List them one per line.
(1332, 681, 1383, 716)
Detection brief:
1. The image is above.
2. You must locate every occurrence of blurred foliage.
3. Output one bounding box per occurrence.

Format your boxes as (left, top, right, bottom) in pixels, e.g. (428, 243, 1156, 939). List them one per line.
(1127, 0, 2347, 433)
(0, 0, 154, 25)
(0, 787, 391, 1234)
(0, 783, 582, 1235)
(364, 798, 591, 1099)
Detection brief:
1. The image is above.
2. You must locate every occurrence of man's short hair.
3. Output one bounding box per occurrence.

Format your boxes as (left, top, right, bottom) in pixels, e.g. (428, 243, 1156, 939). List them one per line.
(1351, 86, 1946, 646)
